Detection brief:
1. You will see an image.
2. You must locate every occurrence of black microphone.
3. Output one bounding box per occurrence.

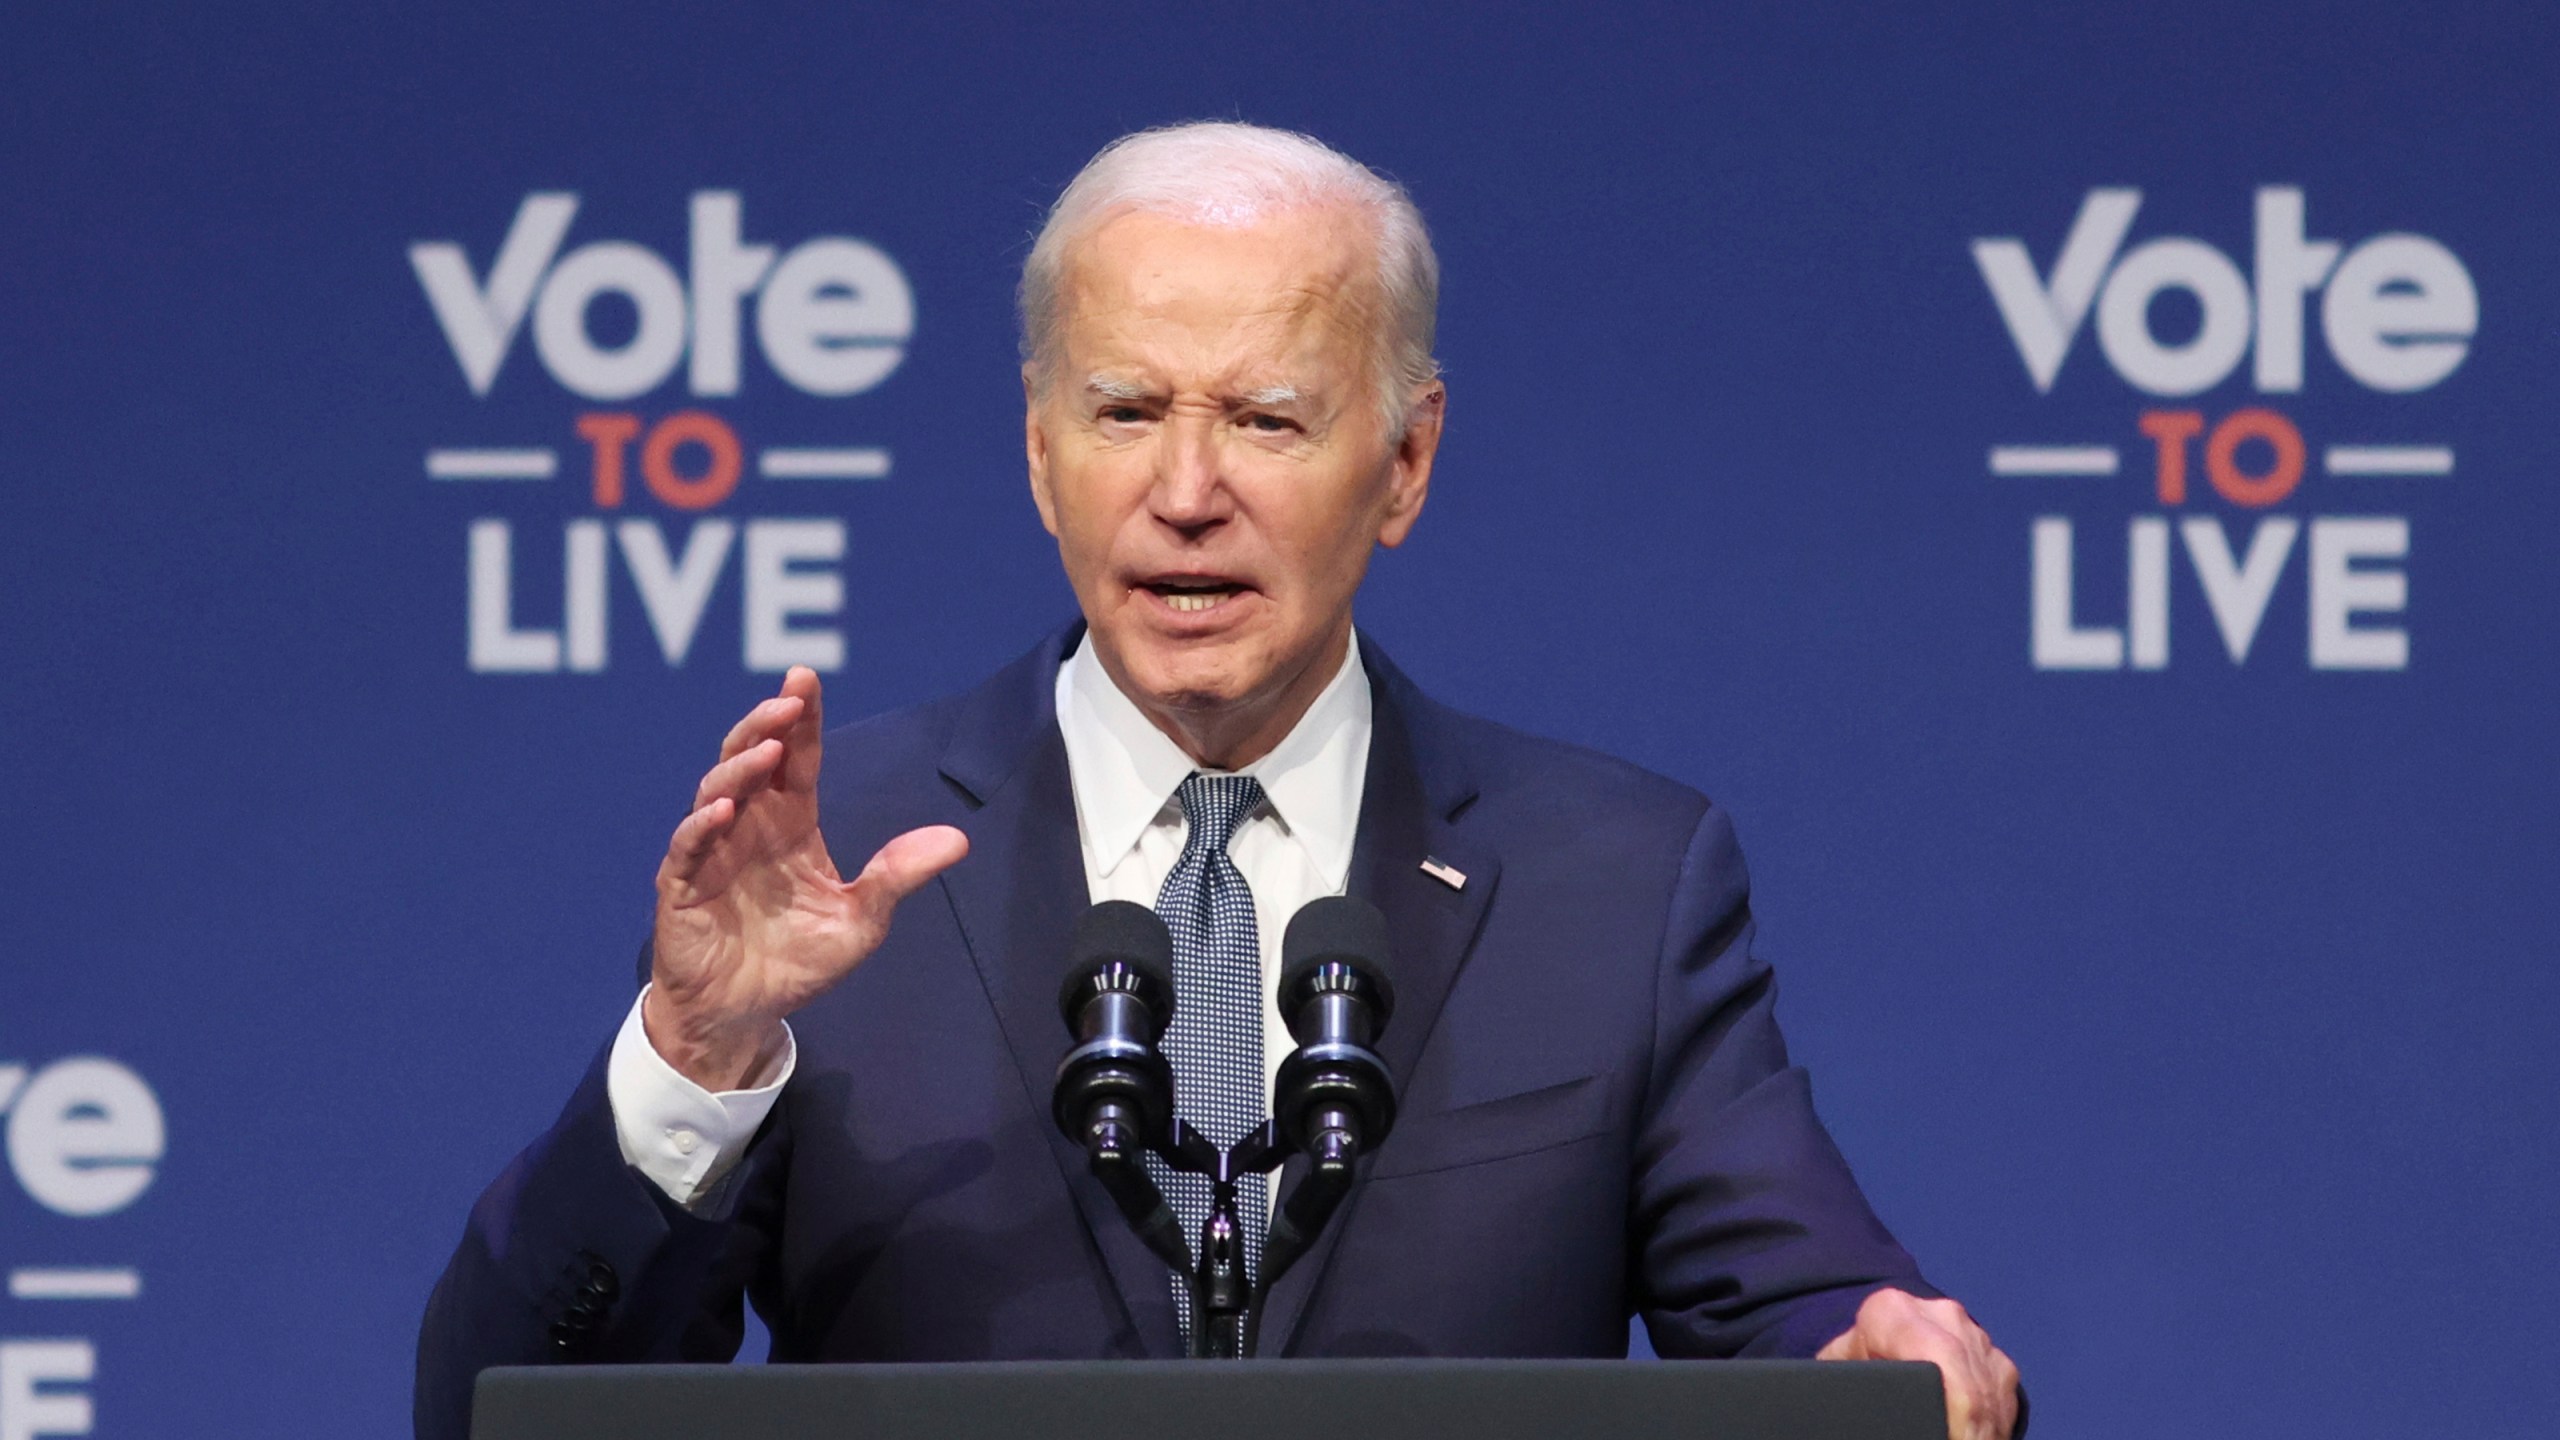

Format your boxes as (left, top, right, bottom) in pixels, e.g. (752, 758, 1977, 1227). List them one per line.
(1259, 896, 1402, 1311)
(1051, 900, 1177, 1157)
(1051, 901, 1194, 1281)
(1272, 895, 1399, 1164)
(1256, 896, 1399, 1314)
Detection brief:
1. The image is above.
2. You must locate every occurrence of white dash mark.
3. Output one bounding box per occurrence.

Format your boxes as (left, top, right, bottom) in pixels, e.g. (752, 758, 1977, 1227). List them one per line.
(1990, 446, 2120, 477)
(426, 448, 558, 480)
(10, 1267, 142, 1300)
(759, 448, 893, 480)
(2324, 446, 2453, 476)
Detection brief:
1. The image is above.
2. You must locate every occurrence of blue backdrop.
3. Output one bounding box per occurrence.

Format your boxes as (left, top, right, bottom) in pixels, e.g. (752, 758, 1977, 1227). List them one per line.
(5, 3, 2555, 1436)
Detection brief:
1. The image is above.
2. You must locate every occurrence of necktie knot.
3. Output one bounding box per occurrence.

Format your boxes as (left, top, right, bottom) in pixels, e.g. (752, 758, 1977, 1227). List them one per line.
(1175, 773, 1265, 857)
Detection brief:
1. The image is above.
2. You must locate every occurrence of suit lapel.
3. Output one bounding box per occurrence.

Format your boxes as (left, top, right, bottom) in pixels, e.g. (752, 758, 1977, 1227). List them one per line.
(1255, 637, 1501, 1354)
(935, 626, 1184, 1356)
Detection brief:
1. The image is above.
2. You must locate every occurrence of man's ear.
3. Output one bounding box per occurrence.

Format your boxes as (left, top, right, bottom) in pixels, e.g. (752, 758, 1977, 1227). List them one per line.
(1024, 365, 1061, 538)
(1376, 383, 1445, 549)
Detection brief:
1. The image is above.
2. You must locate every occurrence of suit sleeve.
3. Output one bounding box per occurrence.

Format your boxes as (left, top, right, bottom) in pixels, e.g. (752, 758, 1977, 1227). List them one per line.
(411, 1026, 788, 1440)
(1631, 803, 1938, 1359)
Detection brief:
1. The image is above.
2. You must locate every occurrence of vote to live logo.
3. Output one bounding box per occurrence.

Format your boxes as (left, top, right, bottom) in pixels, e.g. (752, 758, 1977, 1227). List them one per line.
(1973, 188, 2474, 671)
(411, 193, 914, 674)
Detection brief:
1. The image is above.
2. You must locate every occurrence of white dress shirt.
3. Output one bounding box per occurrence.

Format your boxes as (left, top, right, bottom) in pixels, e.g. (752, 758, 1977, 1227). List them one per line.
(607, 630, 1372, 1208)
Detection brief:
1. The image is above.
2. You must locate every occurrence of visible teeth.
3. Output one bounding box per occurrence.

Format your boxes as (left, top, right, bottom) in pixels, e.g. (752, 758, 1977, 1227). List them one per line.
(1165, 591, 1224, 613)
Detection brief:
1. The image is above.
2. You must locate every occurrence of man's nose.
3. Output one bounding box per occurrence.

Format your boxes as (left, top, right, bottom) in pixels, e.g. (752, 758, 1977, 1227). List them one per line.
(1148, 414, 1231, 532)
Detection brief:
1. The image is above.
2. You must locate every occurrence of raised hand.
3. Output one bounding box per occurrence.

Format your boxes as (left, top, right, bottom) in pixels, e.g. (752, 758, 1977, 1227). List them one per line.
(1818, 1288, 2022, 1440)
(644, 666, 969, 1090)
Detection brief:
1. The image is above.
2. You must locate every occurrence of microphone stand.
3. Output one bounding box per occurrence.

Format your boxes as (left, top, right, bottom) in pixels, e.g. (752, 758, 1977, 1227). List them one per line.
(1055, 899, 1378, 1359)
(1077, 1112, 1301, 1360)
(1154, 1118, 1290, 1359)
(1067, 937, 1388, 1355)
(1081, 1104, 1375, 1357)
(1156, 1113, 1368, 1359)
(1064, 1044, 1354, 1358)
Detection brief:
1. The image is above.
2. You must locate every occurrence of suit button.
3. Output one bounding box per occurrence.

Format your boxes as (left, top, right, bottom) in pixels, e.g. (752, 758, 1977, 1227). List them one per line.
(549, 1311, 595, 1355)
(548, 1251, 620, 1359)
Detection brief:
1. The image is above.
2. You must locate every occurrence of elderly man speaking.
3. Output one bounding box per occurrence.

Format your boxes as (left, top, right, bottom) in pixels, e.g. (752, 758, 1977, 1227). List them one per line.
(416, 122, 2020, 1440)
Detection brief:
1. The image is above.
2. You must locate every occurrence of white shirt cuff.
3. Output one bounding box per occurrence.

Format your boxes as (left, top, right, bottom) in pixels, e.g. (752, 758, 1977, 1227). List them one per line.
(605, 985, 795, 1209)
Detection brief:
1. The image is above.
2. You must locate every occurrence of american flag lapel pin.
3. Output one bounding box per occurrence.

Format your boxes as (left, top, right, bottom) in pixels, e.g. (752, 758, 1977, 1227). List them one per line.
(1419, 856, 1467, 891)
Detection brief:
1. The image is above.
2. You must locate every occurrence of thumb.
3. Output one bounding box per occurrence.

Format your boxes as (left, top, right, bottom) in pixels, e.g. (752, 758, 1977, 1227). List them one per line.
(847, 825, 971, 919)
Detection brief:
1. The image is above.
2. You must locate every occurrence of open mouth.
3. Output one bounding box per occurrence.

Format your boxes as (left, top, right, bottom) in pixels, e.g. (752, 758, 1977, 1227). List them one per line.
(1139, 576, 1252, 615)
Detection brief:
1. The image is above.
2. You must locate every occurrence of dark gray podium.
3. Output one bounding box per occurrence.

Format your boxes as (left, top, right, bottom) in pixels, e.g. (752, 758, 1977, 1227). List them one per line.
(472, 1358, 1944, 1440)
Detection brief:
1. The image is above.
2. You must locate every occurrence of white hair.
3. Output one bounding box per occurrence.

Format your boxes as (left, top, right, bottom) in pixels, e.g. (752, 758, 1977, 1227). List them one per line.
(1019, 121, 1442, 437)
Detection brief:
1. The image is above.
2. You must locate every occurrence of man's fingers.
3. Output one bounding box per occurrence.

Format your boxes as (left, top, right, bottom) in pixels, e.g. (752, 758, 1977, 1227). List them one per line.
(1889, 1324, 1991, 1440)
(1819, 1290, 2015, 1440)
(695, 737, 786, 809)
(1983, 1347, 2021, 1439)
(1912, 1323, 2009, 1440)
(659, 797, 737, 884)
(785, 665, 824, 728)
(845, 825, 971, 925)
(777, 666, 825, 793)
(718, 692, 806, 762)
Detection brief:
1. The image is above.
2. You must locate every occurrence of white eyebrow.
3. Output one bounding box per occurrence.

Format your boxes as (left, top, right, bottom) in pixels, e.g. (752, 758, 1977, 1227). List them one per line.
(1083, 375, 1152, 402)
(1081, 376, 1305, 407)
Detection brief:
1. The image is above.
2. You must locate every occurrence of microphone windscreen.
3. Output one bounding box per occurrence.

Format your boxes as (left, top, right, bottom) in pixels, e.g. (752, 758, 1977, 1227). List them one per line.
(1059, 900, 1175, 1014)
(1279, 895, 1395, 1015)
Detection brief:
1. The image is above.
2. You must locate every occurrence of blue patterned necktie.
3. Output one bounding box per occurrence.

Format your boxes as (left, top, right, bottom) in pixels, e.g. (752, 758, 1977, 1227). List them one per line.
(1146, 772, 1268, 1344)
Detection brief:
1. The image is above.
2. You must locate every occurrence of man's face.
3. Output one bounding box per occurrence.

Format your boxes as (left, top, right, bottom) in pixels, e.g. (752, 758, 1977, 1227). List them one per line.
(1025, 205, 1440, 756)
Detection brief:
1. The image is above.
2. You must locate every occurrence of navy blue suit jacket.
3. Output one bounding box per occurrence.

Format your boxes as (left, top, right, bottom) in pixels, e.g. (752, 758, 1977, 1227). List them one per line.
(415, 628, 1930, 1440)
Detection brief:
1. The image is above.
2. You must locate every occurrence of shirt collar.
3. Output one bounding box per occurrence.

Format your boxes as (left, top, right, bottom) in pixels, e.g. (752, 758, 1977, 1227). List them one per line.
(1055, 628, 1371, 890)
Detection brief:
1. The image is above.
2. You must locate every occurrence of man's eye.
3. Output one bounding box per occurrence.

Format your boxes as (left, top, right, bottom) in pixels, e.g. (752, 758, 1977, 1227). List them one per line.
(1243, 413, 1296, 433)
(1101, 406, 1147, 424)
